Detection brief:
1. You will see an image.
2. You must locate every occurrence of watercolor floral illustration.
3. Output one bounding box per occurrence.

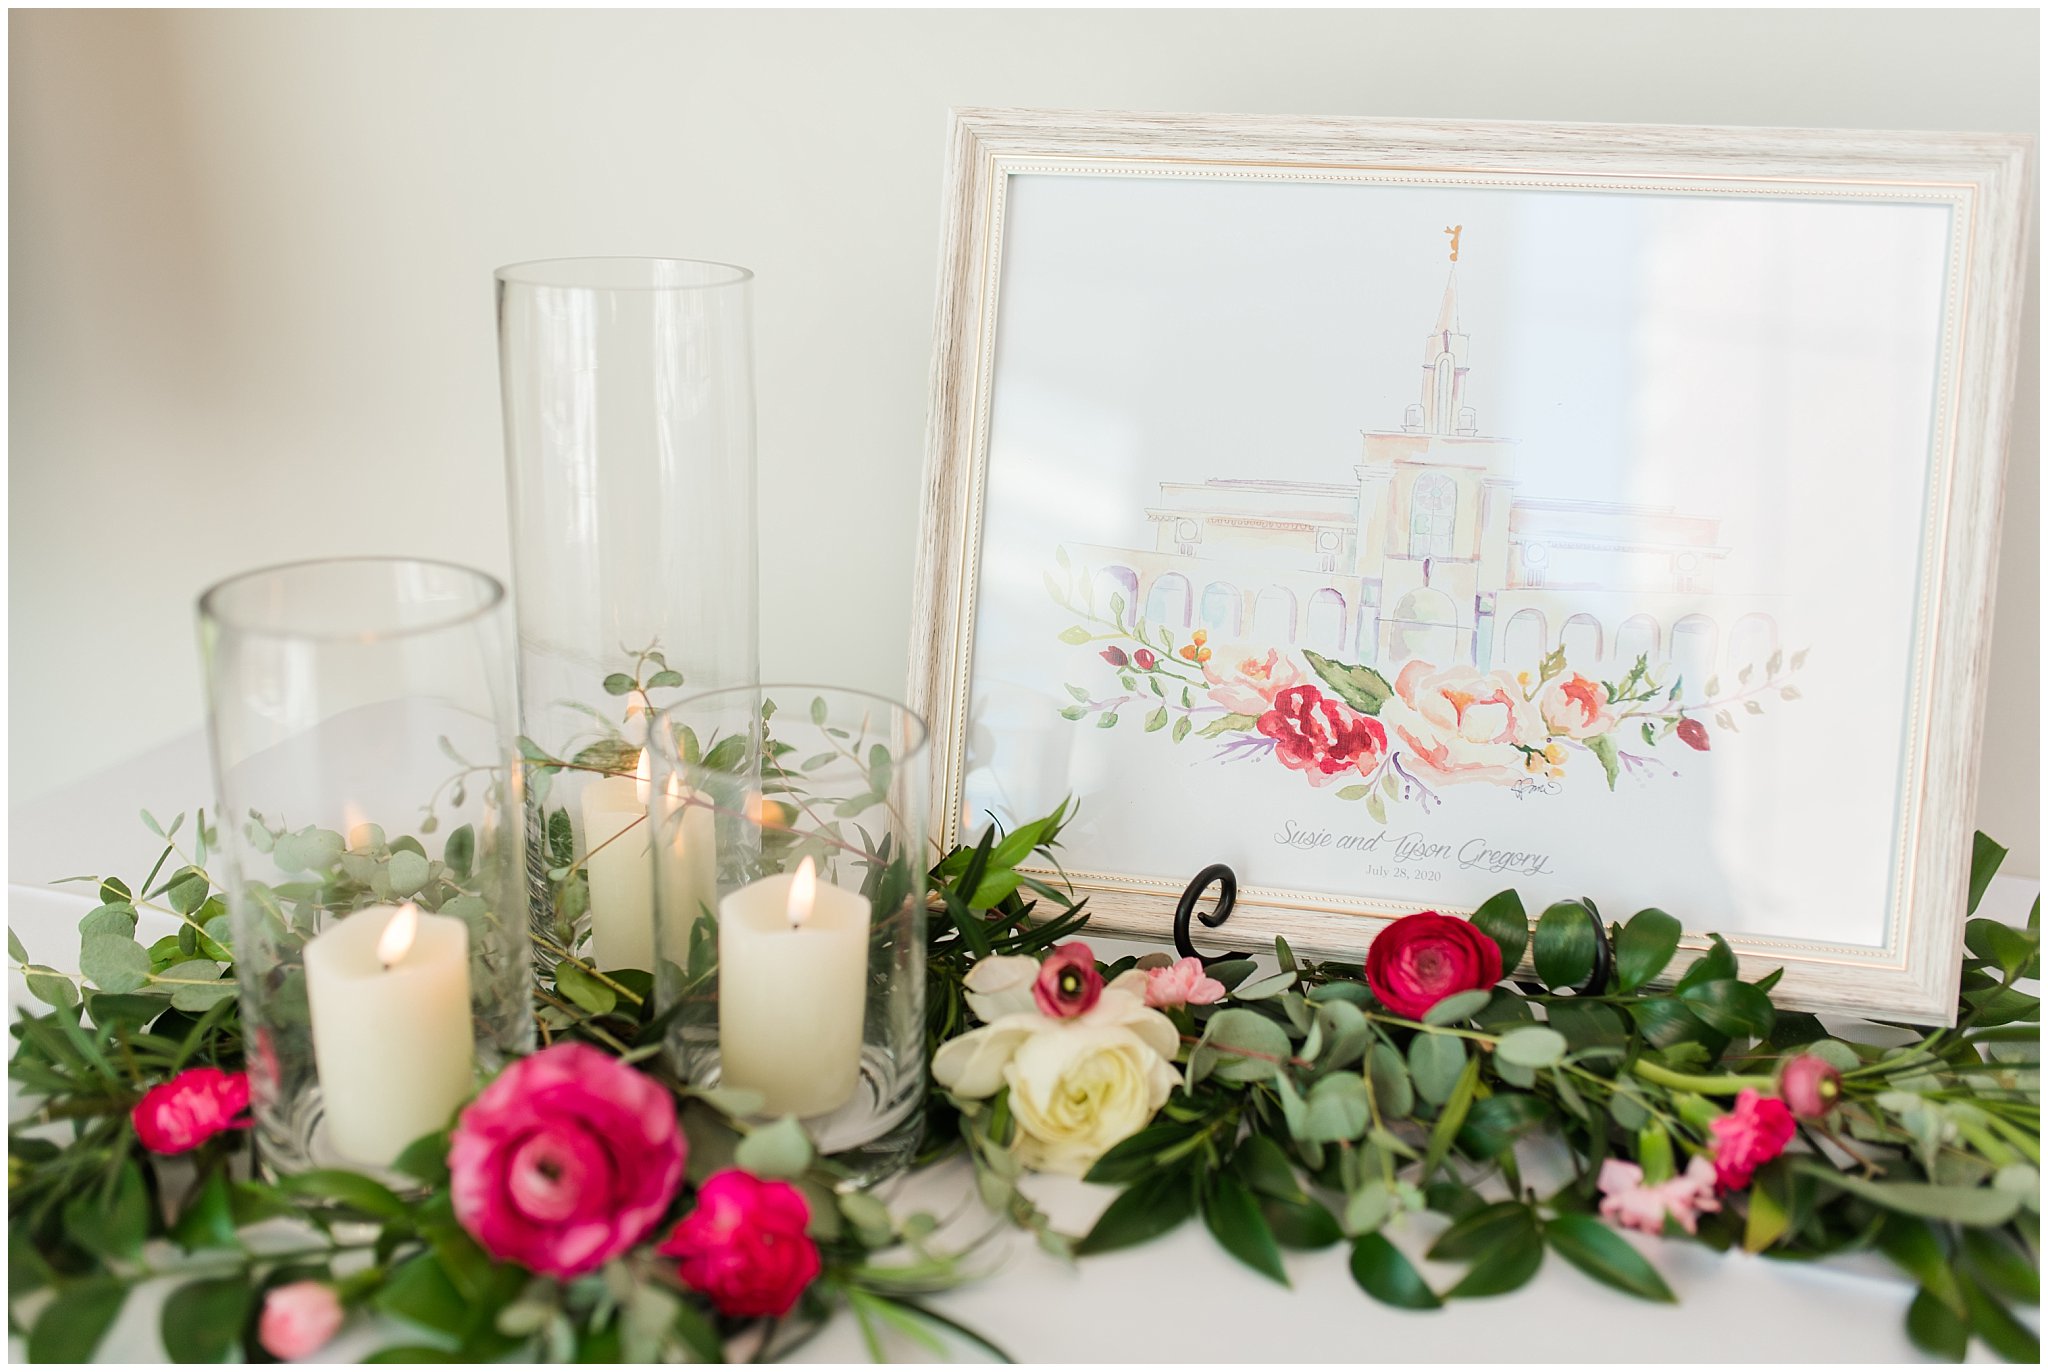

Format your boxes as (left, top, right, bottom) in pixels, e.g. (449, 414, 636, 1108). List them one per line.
(1046, 553, 1805, 821)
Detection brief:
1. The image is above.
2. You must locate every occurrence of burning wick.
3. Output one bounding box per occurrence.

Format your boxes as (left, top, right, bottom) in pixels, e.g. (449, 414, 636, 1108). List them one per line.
(787, 856, 818, 931)
(377, 903, 421, 970)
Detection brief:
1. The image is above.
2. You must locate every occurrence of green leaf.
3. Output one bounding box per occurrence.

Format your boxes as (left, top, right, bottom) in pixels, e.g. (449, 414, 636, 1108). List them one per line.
(1584, 734, 1620, 789)
(1544, 1213, 1675, 1302)
(28, 1278, 128, 1362)
(80, 932, 152, 992)
(1300, 1074, 1373, 1143)
(1906, 1286, 1970, 1361)
(64, 1159, 148, 1260)
(379, 1251, 467, 1337)
(1084, 1124, 1195, 1186)
(1144, 707, 1168, 733)
(1197, 711, 1261, 738)
(1262, 1194, 1343, 1250)
(1422, 988, 1493, 1026)
(385, 849, 431, 898)
(1469, 889, 1529, 971)
(1077, 1168, 1195, 1254)
(1198, 1008, 1294, 1084)
(1204, 1176, 1289, 1285)
(393, 1132, 453, 1189)
(1457, 1094, 1551, 1159)
(278, 1169, 413, 1222)
(554, 959, 619, 1013)
(166, 868, 211, 916)
(162, 1277, 253, 1361)
(7, 925, 28, 962)
(166, 962, 237, 1013)
(24, 968, 80, 1009)
(1532, 900, 1598, 990)
(1233, 1134, 1305, 1203)
(1407, 1031, 1466, 1105)
(171, 1171, 241, 1252)
(79, 902, 139, 938)
(602, 672, 637, 695)
(1673, 934, 1738, 991)
(1428, 1201, 1537, 1261)
(1366, 1042, 1415, 1119)
(1421, 1055, 1482, 1179)
(1968, 831, 2008, 915)
(1876, 1215, 1966, 1315)
(1614, 907, 1682, 992)
(1959, 1272, 2039, 1363)
(1678, 978, 1776, 1040)
(734, 1115, 814, 1179)
(1494, 1025, 1567, 1069)
(1960, 1228, 2038, 1304)
(1302, 650, 1393, 716)
(1800, 1164, 2024, 1227)
(1349, 1233, 1441, 1309)
(1447, 1223, 1545, 1298)
(1057, 625, 1092, 646)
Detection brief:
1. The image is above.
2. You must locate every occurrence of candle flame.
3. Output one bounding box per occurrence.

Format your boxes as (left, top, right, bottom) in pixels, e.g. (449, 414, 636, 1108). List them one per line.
(787, 857, 817, 929)
(342, 803, 372, 848)
(745, 793, 784, 829)
(378, 903, 421, 968)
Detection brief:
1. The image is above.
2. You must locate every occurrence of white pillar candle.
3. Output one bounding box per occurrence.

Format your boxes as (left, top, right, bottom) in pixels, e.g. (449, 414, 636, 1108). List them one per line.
(654, 792, 718, 967)
(303, 903, 474, 1166)
(581, 754, 655, 971)
(718, 856, 870, 1117)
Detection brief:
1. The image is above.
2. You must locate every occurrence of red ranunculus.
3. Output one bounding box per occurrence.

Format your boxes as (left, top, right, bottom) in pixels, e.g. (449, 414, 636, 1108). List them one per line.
(660, 1170, 822, 1318)
(1256, 685, 1387, 785)
(1708, 1089, 1795, 1189)
(132, 1067, 251, 1154)
(1364, 912, 1505, 1019)
(1033, 941, 1103, 1019)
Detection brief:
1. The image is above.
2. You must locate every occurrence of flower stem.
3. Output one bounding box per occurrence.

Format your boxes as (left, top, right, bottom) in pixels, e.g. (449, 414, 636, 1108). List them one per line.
(1630, 1059, 1776, 1096)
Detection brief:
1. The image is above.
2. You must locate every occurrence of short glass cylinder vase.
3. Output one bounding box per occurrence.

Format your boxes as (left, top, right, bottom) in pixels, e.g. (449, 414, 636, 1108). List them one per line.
(648, 686, 929, 1179)
(197, 557, 534, 1178)
(496, 257, 759, 978)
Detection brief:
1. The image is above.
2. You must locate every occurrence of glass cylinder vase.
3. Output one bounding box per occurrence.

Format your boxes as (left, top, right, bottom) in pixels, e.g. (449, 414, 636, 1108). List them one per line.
(496, 257, 759, 980)
(648, 686, 929, 1178)
(197, 557, 534, 1177)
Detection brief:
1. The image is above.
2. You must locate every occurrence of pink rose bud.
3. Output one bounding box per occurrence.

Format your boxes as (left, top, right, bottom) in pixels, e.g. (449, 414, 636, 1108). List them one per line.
(1033, 942, 1103, 1018)
(449, 1043, 685, 1278)
(1676, 717, 1711, 751)
(1132, 649, 1157, 670)
(661, 1170, 822, 1318)
(258, 1281, 345, 1361)
(1100, 646, 1129, 667)
(131, 1067, 251, 1154)
(1779, 1054, 1843, 1120)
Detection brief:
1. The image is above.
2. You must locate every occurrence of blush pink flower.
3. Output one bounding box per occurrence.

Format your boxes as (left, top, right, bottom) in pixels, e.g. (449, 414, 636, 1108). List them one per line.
(1203, 645, 1305, 715)
(449, 1043, 685, 1278)
(1141, 956, 1227, 1009)
(1597, 1156, 1722, 1236)
(660, 1170, 822, 1318)
(1779, 1055, 1843, 1120)
(1538, 673, 1615, 740)
(1034, 942, 1103, 1019)
(1708, 1089, 1796, 1190)
(131, 1067, 251, 1154)
(257, 1281, 345, 1360)
(1378, 661, 1544, 787)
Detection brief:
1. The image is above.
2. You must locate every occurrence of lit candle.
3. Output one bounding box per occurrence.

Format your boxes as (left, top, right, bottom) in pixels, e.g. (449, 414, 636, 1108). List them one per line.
(717, 855, 870, 1117)
(581, 753, 657, 971)
(303, 902, 474, 1166)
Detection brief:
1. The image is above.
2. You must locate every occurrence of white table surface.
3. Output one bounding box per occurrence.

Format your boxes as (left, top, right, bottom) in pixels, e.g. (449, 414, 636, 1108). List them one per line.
(9, 731, 2035, 1364)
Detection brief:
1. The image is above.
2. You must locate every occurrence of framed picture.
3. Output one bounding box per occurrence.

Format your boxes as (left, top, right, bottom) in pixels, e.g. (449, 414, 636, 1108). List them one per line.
(909, 108, 2032, 1022)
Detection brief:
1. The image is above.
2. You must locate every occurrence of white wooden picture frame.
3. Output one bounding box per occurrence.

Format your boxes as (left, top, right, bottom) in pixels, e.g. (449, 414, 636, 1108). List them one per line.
(909, 108, 2032, 1023)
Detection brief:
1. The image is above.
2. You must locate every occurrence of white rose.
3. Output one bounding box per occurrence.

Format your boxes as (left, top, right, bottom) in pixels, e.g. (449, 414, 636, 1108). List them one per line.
(932, 987, 1181, 1177)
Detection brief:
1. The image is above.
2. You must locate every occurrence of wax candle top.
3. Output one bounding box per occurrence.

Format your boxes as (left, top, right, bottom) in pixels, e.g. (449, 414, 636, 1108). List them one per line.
(788, 856, 818, 929)
(377, 903, 421, 968)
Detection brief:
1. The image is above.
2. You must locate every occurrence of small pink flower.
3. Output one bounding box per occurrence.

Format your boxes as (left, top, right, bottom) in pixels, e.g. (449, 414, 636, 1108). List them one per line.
(660, 1170, 822, 1318)
(1034, 942, 1103, 1019)
(1708, 1089, 1796, 1190)
(131, 1067, 251, 1154)
(1142, 957, 1227, 1009)
(1779, 1055, 1843, 1120)
(1597, 1156, 1721, 1236)
(257, 1281, 344, 1361)
(449, 1043, 685, 1278)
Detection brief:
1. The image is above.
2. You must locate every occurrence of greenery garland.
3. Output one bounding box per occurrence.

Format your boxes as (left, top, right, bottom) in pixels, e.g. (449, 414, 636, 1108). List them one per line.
(8, 793, 2039, 1363)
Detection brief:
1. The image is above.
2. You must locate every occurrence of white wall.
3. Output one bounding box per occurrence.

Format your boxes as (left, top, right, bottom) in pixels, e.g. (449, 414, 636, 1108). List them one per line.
(10, 8, 2039, 873)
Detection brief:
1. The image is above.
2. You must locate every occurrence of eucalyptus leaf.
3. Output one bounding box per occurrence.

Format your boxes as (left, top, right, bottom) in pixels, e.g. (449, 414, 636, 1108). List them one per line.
(1200, 1008, 1294, 1084)
(80, 931, 151, 992)
(1366, 1042, 1415, 1119)
(1494, 1025, 1568, 1070)
(734, 1115, 814, 1179)
(1407, 1032, 1466, 1106)
(1422, 988, 1493, 1026)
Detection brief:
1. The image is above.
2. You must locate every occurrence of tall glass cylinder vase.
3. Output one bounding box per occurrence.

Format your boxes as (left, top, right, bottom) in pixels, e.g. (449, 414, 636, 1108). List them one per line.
(648, 687, 929, 1179)
(197, 558, 533, 1177)
(496, 258, 759, 979)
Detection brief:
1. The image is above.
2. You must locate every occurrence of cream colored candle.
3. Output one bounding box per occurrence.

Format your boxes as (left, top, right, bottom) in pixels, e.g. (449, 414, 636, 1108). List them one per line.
(718, 856, 870, 1117)
(653, 789, 718, 967)
(304, 903, 474, 1166)
(581, 754, 656, 971)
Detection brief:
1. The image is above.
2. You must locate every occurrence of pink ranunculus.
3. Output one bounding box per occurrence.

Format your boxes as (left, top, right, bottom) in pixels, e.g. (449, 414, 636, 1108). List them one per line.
(449, 1043, 685, 1278)
(1203, 645, 1305, 715)
(1779, 1054, 1844, 1120)
(1538, 673, 1615, 740)
(131, 1067, 251, 1154)
(1377, 661, 1545, 787)
(257, 1280, 345, 1360)
(1598, 1156, 1721, 1236)
(660, 1170, 822, 1318)
(1708, 1089, 1796, 1190)
(1034, 942, 1103, 1019)
(1142, 956, 1227, 1009)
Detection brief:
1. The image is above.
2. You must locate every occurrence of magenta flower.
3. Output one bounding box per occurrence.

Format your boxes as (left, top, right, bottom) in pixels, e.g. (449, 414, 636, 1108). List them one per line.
(258, 1281, 345, 1360)
(1708, 1088, 1796, 1190)
(449, 1043, 685, 1278)
(1597, 1156, 1721, 1236)
(1779, 1055, 1843, 1120)
(660, 1170, 822, 1318)
(1142, 957, 1228, 1009)
(1033, 942, 1103, 1019)
(131, 1067, 250, 1154)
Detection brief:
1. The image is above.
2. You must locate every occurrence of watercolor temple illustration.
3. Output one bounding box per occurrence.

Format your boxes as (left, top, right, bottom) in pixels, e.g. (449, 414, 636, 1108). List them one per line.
(1061, 266, 1784, 688)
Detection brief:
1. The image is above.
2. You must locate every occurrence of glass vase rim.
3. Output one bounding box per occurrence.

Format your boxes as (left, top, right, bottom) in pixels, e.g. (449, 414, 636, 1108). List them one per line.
(654, 683, 932, 759)
(197, 556, 507, 643)
(494, 256, 754, 292)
